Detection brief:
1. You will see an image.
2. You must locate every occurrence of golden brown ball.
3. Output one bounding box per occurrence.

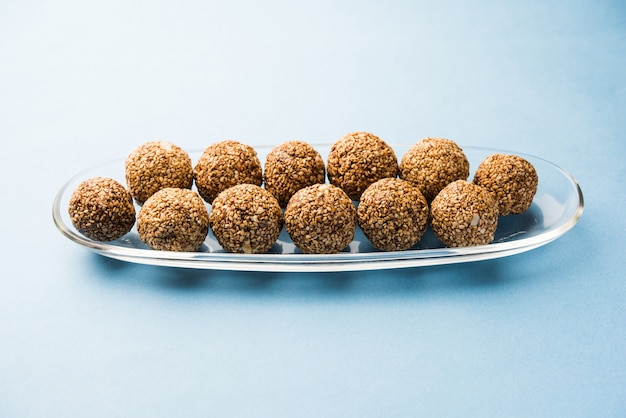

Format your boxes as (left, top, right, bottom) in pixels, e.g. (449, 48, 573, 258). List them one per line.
(357, 178, 429, 251)
(264, 140, 326, 208)
(327, 131, 398, 201)
(125, 141, 193, 205)
(193, 140, 263, 204)
(137, 188, 209, 252)
(284, 184, 356, 254)
(473, 154, 538, 216)
(68, 177, 136, 242)
(430, 180, 498, 247)
(399, 138, 469, 202)
(209, 184, 283, 254)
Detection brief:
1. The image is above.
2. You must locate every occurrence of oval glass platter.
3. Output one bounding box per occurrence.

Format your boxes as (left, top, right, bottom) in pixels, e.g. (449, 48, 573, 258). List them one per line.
(53, 145, 584, 272)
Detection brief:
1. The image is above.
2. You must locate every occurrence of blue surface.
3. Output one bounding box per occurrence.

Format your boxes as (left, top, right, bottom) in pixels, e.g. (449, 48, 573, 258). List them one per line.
(1, 0, 625, 416)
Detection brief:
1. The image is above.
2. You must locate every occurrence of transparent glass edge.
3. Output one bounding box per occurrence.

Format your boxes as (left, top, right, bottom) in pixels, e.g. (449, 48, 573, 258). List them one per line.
(52, 145, 585, 271)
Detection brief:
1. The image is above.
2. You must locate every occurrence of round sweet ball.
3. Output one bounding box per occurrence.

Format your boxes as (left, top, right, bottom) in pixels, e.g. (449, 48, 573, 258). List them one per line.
(399, 137, 470, 203)
(68, 177, 136, 241)
(137, 188, 209, 252)
(430, 180, 499, 247)
(193, 140, 263, 204)
(357, 178, 429, 251)
(473, 154, 538, 216)
(125, 141, 193, 205)
(327, 131, 398, 201)
(264, 140, 326, 208)
(209, 184, 283, 254)
(284, 183, 356, 254)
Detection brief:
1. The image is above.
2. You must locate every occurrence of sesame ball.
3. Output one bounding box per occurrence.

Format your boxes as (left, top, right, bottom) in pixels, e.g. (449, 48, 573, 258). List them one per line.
(357, 178, 429, 251)
(193, 140, 263, 204)
(137, 188, 209, 252)
(264, 140, 326, 208)
(284, 184, 356, 254)
(209, 184, 283, 254)
(68, 177, 136, 241)
(327, 131, 398, 201)
(430, 180, 499, 247)
(399, 137, 470, 202)
(125, 141, 193, 205)
(473, 154, 538, 216)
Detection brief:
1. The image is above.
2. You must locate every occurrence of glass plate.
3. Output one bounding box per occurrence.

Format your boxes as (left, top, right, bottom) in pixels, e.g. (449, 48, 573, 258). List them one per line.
(52, 145, 584, 272)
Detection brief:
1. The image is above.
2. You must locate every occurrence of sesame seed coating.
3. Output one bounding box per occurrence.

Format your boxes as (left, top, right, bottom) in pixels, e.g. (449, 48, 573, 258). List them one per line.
(284, 183, 356, 254)
(473, 154, 538, 216)
(399, 137, 470, 203)
(430, 180, 499, 247)
(68, 177, 136, 242)
(357, 178, 429, 251)
(137, 188, 209, 252)
(193, 140, 263, 204)
(264, 140, 326, 208)
(327, 131, 398, 201)
(209, 184, 283, 254)
(125, 141, 193, 205)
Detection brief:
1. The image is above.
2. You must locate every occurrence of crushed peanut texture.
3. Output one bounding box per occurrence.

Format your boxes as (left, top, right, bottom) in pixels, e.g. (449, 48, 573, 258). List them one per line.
(68, 177, 136, 242)
(193, 140, 263, 204)
(285, 183, 356, 254)
(400, 137, 470, 202)
(137, 188, 209, 252)
(125, 141, 193, 205)
(430, 180, 499, 247)
(473, 153, 538, 216)
(209, 184, 283, 254)
(357, 178, 429, 251)
(69, 140, 540, 255)
(264, 140, 326, 208)
(327, 131, 399, 201)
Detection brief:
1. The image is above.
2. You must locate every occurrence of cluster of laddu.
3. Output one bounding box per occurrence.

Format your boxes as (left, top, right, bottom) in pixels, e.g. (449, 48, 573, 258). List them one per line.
(68, 132, 538, 254)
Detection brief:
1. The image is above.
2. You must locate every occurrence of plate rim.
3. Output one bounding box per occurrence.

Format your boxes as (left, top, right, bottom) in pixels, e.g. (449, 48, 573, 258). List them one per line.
(52, 144, 584, 272)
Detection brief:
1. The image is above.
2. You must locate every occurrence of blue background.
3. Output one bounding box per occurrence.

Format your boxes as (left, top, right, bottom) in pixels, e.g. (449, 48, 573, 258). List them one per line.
(1, 0, 625, 416)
